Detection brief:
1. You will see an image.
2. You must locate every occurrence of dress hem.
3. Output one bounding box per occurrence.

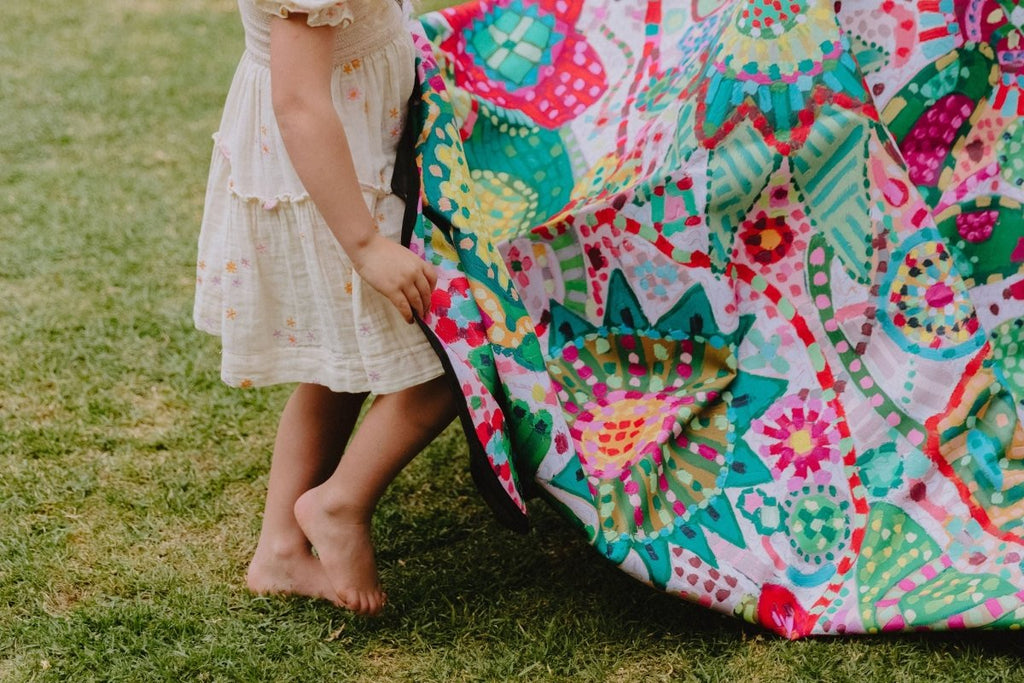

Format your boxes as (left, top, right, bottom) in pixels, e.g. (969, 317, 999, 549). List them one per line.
(195, 322, 445, 395)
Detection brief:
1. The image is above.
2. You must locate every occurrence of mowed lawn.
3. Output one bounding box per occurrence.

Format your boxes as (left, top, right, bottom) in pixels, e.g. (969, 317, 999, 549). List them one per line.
(1, 0, 1023, 680)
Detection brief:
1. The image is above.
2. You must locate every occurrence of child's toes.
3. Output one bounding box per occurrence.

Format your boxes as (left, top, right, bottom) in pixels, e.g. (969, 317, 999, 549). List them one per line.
(349, 590, 384, 617)
(338, 589, 362, 613)
(342, 589, 374, 617)
(368, 592, 385, 617)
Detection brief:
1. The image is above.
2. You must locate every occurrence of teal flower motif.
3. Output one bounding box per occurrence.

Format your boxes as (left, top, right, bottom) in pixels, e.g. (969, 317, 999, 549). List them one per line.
(427, 0, 607, 127)
(741, 328, 791, 375)
(468, 1, 562, 88)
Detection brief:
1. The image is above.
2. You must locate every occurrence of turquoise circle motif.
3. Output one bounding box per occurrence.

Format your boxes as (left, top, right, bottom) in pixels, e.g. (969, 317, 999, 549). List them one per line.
(877, 229, 986, 361)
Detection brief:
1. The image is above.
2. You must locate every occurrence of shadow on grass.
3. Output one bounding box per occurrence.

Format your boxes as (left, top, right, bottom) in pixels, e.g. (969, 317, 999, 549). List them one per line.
(11, 425, 1022, 682)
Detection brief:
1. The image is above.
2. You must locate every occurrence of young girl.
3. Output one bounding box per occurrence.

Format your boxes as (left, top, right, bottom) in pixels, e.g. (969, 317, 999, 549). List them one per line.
(194, 0, 457, 616)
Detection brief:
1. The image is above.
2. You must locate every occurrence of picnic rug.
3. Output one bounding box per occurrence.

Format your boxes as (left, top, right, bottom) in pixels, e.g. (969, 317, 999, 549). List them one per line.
(401, 0, 1024, 638)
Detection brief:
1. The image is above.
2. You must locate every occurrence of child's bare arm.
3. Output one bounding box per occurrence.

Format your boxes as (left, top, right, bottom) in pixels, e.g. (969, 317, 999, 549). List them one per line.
(269, 13, 435, 324)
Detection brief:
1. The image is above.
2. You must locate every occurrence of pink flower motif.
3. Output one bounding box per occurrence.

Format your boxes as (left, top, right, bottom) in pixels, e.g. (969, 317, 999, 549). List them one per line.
(752, 393, 841, 479)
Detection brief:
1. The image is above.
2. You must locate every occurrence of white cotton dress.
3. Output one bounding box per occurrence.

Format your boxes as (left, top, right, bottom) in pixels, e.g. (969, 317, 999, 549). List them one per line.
(194, 0, 444, 394)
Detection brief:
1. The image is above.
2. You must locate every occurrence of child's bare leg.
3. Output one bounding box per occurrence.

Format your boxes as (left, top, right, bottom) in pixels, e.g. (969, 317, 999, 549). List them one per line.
(247, 383, 367, 603)
(294, 374, 457, 615)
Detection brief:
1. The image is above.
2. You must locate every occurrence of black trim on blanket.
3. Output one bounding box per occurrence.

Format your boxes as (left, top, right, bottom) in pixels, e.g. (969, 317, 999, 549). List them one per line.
(394, 77, 422, 250)
(392, 77, 531, 535)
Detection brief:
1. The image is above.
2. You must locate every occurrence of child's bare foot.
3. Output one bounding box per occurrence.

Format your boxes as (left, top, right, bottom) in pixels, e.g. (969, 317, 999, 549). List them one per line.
(246, 545, 343, 606)
(293, 487, 386, 616)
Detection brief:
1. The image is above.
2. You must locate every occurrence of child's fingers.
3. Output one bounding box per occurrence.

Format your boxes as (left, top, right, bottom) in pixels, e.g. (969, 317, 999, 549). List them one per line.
(401, 287, 419, 322)
(415, 271, 433, 318)
(405, 277, 430, 321)
(390, 291, 414, 324)
(424, 263, 438, 292)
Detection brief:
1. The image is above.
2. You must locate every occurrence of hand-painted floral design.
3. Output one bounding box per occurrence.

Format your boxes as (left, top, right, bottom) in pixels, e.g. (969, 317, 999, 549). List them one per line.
(695, 0, 871, 153)
(545, 270, 786, 587)
(633, 259, 682, 299)
(406, 0, 1024, 638)
(783, 484, 851, 566)
(738, 488, 787, 534)
(460, 100, 574, 241)
(882, 0, 1024, 309)
(927, 355, 1024, 535)
(877, 230, 984, 360)
(426, 0, 608, 128)
(505, 246, 534, 289)
(856, 443, 905, 498)
(751, 391, 843, 481)
(739, 213, 795, 265)
(740, 328, 792, 376)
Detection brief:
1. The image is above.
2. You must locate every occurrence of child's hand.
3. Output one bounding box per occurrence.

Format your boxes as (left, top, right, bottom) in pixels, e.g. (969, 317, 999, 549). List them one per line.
(351, 235, 437, 324)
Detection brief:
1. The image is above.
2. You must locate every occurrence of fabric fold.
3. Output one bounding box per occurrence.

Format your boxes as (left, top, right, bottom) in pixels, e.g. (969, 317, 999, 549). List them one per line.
(409, 0, 1024, 638)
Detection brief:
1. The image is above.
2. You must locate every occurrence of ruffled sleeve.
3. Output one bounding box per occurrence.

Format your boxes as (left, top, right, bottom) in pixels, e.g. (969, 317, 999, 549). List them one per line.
(251, 0, 354, 27)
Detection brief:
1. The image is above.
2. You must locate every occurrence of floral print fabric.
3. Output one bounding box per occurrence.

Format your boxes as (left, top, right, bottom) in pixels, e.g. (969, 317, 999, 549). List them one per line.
(408, 0, 1024, 637)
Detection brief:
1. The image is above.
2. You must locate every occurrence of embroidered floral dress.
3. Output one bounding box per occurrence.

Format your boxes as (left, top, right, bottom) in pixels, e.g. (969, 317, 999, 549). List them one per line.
(194, 0, 443, 394)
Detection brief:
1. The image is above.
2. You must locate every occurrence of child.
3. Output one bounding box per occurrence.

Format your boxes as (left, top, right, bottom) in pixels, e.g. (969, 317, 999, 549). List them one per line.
(193, 0, 457, 616)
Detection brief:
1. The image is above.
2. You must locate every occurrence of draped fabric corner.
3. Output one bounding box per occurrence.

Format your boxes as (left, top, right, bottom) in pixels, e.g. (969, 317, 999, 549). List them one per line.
(405, 0, 1024, 638)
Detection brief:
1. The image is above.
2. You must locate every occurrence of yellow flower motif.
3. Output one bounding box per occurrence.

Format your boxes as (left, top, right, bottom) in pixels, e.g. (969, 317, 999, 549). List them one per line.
(240, 378, 254, 389)
(225, 261, 238, 273)
(286, 317, 296, 328)
(225, 308, 237, 320)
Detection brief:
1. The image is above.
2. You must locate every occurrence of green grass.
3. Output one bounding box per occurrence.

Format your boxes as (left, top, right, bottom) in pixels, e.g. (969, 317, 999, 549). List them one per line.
(1, 0, 1023, 681)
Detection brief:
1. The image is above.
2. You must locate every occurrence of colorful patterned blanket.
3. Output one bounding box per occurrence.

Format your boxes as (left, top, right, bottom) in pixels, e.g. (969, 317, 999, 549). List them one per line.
(404, 0, 1024, 638)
